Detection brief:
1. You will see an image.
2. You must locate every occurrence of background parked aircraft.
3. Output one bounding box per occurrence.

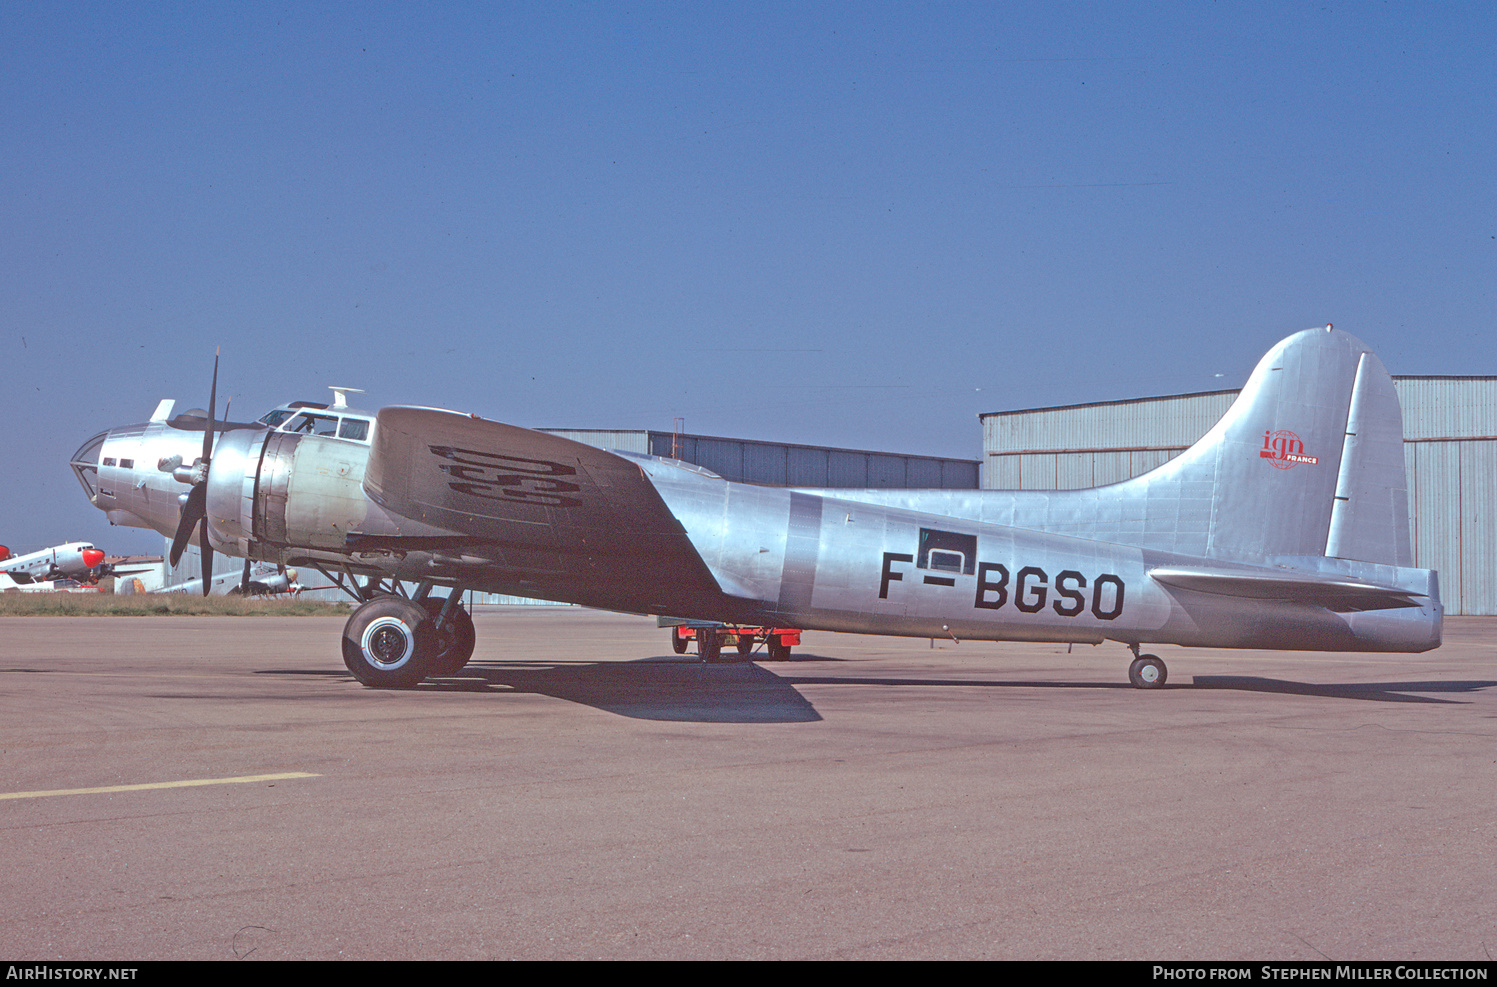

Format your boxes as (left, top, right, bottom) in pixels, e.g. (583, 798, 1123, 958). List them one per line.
(0, 541, 151, 585)
(112, 545, 300, 597)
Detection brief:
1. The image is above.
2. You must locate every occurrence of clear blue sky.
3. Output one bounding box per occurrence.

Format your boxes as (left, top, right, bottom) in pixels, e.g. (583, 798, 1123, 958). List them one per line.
(3, 2, 1493, 556)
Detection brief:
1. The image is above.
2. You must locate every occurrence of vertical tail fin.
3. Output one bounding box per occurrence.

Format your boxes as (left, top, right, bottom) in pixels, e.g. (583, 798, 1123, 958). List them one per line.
(1146, 325, 1411, 565)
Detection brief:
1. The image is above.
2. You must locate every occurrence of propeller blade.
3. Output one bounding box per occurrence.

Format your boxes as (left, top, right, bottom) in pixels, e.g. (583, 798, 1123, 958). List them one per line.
(202, 349, 218, 466)
(176, 348, 221, 591)
(169, 484, 208, 567)
(240, 558, 252, 595)
(199, 516, 213, 597)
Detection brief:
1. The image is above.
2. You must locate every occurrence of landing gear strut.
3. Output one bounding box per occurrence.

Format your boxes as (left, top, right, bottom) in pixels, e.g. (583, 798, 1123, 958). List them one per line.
(423, 596, 476, 676)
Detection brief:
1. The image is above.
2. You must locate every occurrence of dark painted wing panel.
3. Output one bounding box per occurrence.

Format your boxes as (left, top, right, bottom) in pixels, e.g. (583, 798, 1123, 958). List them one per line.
(364, 407, 725, 613)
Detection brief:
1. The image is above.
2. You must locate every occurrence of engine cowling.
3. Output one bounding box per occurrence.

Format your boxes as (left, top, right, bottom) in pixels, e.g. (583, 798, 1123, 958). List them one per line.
(205, 429, 372, 560)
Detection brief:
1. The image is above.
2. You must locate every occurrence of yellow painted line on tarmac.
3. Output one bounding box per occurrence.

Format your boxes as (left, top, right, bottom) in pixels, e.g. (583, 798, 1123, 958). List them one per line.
(0, 772, 320, 801)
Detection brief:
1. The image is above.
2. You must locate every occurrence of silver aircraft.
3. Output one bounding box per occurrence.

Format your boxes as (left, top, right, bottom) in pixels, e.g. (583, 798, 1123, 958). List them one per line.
(0, 541, 106, 583)
(0, 540, 152, 585)
(70, 326, 1441, 689)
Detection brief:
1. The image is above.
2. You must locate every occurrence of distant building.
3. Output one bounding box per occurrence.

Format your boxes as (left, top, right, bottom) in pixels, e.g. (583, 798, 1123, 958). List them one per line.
(980, 377, 1497, 615)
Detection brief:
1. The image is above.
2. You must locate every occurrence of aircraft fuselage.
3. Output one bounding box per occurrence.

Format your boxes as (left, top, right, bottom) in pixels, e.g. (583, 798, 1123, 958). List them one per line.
(70, 327, 1445, 690)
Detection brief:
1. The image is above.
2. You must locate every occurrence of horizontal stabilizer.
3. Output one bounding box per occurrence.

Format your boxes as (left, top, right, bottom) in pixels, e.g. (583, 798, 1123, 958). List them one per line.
(1150, 566, 1425, 612)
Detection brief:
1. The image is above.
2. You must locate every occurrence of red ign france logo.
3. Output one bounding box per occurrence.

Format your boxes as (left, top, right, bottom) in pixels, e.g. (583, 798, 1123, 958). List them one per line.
(1260, 429, 1319, 469)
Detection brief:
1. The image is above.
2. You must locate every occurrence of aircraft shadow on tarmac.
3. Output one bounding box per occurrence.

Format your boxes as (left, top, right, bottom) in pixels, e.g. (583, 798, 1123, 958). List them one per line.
(1189, 676, 1497, 704)
(268, 655, 827, 723)
(259, 660, 1497, 720)
(768, 673, 1497, 704)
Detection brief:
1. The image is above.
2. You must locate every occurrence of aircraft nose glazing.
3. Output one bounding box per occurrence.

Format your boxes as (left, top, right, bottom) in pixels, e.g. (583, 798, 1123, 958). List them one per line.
(70, 430, 108, 500)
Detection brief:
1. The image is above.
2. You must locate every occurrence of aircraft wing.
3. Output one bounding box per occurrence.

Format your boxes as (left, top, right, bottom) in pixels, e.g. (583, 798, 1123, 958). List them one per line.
(1149, 566, 1426, 612)
(361, 407, 726, 613)
(103, 565, 158, 578)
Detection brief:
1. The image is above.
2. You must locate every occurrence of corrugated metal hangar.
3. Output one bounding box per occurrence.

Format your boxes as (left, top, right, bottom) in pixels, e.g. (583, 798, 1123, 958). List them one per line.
(542, 429, 982, 489)
(981, 377, 1497, 615)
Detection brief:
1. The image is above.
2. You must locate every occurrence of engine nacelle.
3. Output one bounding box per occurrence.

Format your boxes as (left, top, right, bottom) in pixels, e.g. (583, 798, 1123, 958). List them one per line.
(206, 429, 372, 560)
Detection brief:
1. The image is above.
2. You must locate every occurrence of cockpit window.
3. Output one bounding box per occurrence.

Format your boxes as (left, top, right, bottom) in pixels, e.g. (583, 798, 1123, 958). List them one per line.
(287, 412, 340, 437)
(258, 407, 371, 442)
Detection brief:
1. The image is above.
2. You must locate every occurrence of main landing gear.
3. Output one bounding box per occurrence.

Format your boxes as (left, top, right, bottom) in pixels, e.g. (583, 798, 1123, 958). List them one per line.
(341, 589, 476, 688)
(1126, 645, 1167, 689)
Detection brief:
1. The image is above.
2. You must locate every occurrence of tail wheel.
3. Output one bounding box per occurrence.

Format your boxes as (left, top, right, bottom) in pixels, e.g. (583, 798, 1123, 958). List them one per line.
(1128, 654, 1167, 689)
(422, 597, 477, 676)
(342, 597, 434, 688)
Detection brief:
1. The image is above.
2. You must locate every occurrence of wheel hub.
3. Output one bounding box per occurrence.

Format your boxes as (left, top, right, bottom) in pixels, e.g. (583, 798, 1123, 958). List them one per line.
(363, 617, 413, 668)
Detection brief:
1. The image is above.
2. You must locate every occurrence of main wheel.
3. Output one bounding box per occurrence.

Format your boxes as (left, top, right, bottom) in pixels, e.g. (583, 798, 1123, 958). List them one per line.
(766, 637, 791, 661)
(422, 597, 476, 676)
(1128, 654, 1168, 689)
(735, 632, 755, 657)
(671, 630, 688, 654)
(698, 627, 722, 662)
(342, 596, 435, 688)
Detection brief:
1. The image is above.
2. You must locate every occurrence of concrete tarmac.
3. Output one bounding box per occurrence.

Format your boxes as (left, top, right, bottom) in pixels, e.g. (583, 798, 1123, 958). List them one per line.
(1, 608, 1494, 961)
